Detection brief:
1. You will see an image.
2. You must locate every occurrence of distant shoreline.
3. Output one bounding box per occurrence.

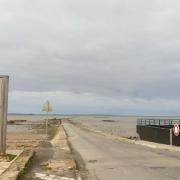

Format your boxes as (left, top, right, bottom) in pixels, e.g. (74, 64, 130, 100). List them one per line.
(8, 113, 180, 117)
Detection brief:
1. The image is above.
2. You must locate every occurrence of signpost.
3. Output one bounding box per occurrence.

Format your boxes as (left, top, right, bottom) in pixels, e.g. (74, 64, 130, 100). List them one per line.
(173, 124, 179, 137)
(0, 76, 9, 154)
(42, 100, 53, 139)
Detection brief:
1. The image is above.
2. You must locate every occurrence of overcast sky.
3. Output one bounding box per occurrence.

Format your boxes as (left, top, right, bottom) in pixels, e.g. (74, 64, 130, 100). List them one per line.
(0, 0, 180, 115)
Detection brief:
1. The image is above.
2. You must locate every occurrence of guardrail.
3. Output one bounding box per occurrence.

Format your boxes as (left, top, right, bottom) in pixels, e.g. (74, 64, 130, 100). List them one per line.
(137, 119, 180, 126)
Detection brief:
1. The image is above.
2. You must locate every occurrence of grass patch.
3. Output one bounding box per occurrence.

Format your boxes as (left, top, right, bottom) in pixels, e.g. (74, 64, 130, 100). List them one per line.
(0, 154, 17, 162)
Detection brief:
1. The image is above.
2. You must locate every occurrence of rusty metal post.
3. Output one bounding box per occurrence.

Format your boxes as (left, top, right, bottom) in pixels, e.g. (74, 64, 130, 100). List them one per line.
(0, 76, 9, 154)
(42, 100, 53, 139)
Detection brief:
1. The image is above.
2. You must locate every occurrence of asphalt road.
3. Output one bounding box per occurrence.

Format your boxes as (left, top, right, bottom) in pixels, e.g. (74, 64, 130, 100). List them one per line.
(64, 122, 180, 180)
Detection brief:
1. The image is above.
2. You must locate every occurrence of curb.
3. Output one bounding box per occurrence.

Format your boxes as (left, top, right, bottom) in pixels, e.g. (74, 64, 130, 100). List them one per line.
(0, 149, 35, 180)
(0, 150, 23, 176)
(62, 124, 83, 180)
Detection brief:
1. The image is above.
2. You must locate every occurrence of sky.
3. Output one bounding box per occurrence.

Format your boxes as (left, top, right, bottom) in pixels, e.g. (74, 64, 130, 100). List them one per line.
(0, 0, 180, 115)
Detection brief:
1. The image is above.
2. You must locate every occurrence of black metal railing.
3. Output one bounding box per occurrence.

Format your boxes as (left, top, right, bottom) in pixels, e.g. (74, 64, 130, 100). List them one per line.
(137, 119, 180, 126)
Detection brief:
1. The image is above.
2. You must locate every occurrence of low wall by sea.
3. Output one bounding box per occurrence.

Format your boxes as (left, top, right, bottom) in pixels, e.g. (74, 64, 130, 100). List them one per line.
(137, 123, 180, 146)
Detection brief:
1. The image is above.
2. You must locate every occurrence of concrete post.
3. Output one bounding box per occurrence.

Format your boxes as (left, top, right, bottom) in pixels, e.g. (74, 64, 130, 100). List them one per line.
(0, 76, 9, 154)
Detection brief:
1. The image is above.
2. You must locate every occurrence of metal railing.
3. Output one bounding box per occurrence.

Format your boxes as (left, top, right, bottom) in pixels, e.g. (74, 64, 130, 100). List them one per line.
(137, 118, 180, 126)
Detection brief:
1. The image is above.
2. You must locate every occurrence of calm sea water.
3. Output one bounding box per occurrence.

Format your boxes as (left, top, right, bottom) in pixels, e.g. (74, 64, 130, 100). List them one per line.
(7, 114, 180, 135)
(7, 114, 180, 122)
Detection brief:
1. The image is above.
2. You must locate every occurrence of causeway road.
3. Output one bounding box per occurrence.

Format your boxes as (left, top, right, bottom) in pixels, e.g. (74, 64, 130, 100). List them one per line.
(64, 122, 180, 180)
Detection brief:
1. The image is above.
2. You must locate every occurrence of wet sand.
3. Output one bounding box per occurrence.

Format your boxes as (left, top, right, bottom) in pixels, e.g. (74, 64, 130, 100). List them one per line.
(7, 122, 45, 150)
(6, 117, 61, 151)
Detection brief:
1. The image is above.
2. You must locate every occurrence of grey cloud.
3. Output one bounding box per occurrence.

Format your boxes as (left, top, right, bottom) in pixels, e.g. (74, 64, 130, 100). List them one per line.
(0, 0, 180, 114)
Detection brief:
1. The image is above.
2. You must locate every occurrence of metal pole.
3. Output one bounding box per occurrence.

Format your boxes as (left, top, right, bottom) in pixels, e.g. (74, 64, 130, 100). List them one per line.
(46, 111, 48, 139)
(170, 128, 172, 145)
(0, 76, 9, 154)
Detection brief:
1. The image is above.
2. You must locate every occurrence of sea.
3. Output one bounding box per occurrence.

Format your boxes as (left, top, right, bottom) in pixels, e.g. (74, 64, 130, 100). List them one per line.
(7, 114, 180, 122)
(7, 114, 180, 138)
